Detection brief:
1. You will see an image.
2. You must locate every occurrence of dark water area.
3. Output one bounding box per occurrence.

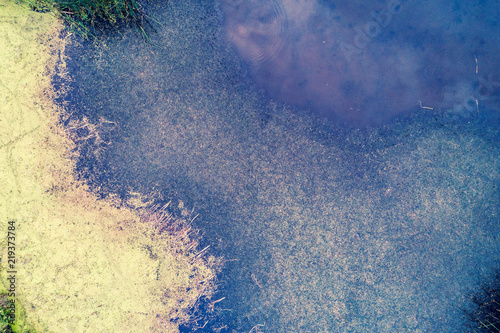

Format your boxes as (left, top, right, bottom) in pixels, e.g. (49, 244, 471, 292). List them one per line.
(222, 0, 500, 127)
(60, 0, 500, 332)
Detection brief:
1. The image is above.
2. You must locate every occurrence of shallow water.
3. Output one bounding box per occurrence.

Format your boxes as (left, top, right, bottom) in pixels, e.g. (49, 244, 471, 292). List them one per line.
(62, 0, 499, 331)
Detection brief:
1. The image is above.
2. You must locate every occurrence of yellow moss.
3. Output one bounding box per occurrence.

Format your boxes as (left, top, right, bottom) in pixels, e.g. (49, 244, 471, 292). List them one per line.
(0, 1, 217, 332)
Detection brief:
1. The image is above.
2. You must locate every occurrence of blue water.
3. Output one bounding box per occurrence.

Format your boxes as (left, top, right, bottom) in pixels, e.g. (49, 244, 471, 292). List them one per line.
(221, 0, 500, 127)
(61, 0, 500, 331)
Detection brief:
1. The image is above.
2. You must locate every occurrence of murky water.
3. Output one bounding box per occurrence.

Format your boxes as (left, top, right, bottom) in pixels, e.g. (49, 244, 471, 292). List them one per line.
(62, 0, 499, 331)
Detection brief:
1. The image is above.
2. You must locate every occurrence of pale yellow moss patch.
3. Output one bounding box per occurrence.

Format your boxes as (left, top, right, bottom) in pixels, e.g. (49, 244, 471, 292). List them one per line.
(0, 2, 217, 332)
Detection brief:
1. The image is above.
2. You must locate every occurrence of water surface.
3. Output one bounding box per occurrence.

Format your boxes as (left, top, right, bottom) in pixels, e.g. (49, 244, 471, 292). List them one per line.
(62, 0, 500, 331)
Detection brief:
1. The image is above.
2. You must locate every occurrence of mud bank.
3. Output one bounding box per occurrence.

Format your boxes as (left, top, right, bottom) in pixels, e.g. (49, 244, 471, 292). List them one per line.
(0, 2, 218, 332)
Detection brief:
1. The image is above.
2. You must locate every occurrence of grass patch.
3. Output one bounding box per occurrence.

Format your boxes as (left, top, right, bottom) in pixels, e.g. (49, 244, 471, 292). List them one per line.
(0, 293, 13, 333)
(16, 0, 154, 39)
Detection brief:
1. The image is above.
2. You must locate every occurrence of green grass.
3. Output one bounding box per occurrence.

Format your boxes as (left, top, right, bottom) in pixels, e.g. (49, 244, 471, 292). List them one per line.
(0, 294, 13, 333)
(17, 0, 153, 39)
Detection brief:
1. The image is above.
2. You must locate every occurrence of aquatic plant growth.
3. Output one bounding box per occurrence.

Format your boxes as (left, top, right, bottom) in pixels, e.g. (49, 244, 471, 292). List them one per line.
(17, 0, 150, 38)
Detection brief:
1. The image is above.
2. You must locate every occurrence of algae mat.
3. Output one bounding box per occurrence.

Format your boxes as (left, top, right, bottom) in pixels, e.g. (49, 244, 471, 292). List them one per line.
(0, 2, 218, 332)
